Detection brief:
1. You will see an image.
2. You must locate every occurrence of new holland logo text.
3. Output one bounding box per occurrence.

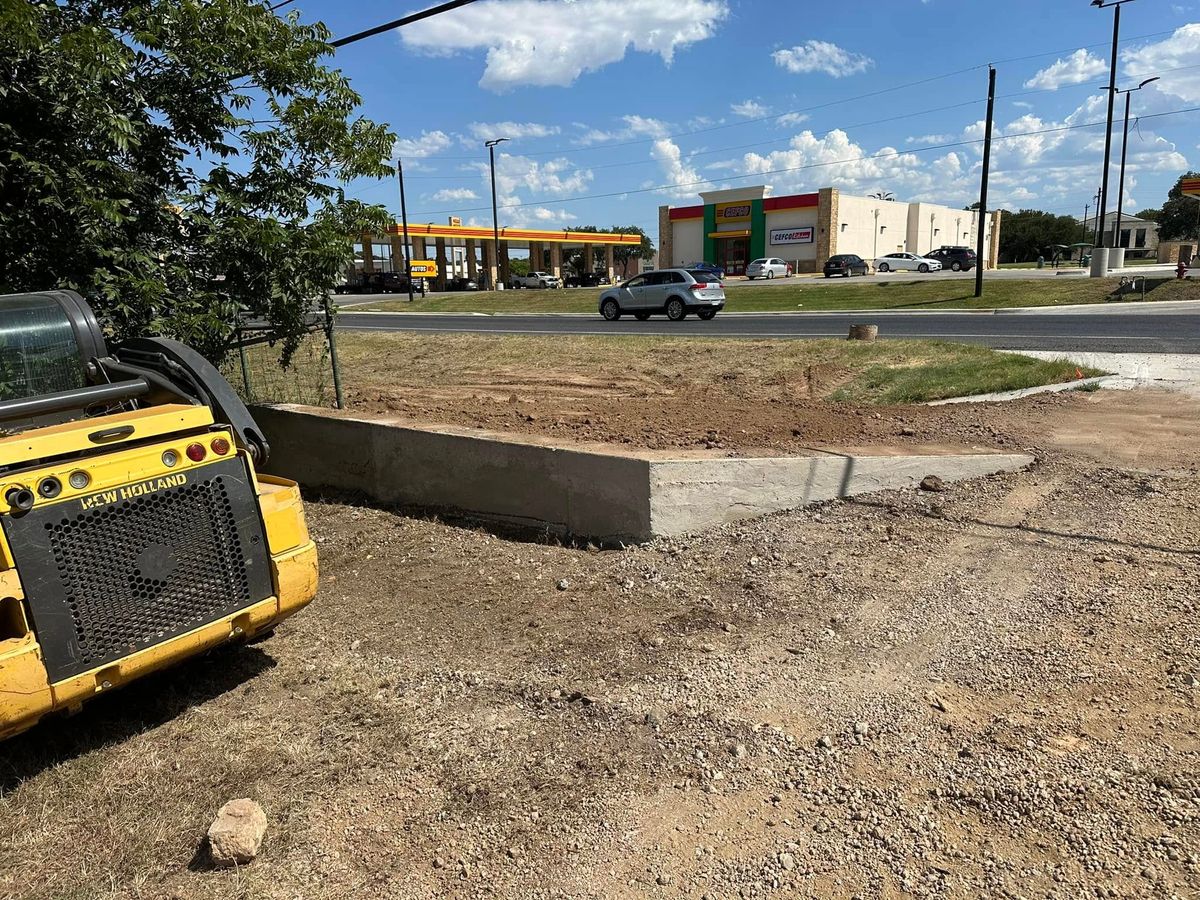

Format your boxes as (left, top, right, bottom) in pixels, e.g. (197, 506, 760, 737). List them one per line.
(80, 473, 188, 510)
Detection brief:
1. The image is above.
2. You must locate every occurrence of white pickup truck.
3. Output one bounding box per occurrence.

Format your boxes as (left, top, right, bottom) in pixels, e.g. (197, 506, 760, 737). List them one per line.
(511, 271, 562, 289)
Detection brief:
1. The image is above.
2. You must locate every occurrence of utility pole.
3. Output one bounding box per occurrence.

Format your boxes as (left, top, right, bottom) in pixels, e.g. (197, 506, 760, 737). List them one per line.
(1093, 186, 1103, 241)
(974, 65, 996, 299)
(1113, 76, 1160, 253)
(1092, 0, 1135, 248)
(485, 137, 508, 290)
(397, 158, 415, 302)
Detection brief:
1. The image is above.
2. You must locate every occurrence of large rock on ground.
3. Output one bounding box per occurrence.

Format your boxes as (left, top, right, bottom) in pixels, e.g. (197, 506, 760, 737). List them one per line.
(207, 799, 267, 867)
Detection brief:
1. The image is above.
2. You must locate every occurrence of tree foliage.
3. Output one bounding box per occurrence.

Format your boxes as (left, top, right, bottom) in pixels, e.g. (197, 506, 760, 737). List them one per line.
(609, 225, 655, 271)
(1157, 172, 1200, 241)
(997, 209, 1084, 263)
(556, 224, 655, 276)
(0, 0, 395, 362)
(1134, 208, 1161, 223)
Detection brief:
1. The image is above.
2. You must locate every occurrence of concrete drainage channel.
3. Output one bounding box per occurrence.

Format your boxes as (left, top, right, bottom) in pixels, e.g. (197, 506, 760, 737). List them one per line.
(253, 405, 1031, 543)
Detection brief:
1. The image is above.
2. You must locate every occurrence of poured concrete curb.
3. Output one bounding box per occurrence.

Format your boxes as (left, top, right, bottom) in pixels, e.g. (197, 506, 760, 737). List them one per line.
(254, 405, 1032, 542)
(926, 375, 1112, 405)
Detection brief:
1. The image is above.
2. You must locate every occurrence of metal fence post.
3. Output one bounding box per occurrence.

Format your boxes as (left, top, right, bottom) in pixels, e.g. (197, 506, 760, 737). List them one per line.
(236, 324, 253, 401)
(323, 297, 345, 410)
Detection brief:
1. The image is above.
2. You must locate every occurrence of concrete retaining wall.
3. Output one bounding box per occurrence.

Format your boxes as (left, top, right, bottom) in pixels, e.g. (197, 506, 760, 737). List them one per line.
(254, 405, 1032, 542)
(649, 452, 1031, 535)
(252, 406, 651, 540)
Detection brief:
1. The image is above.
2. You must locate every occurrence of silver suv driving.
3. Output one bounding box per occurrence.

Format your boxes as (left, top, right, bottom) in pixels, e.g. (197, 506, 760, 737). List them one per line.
(598, 268, 725, 322)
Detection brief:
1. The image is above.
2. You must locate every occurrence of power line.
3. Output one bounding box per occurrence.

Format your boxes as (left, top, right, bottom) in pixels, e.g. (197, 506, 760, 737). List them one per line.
(401, 105, 1200, 218)
(406, 28, 1184, 162)
(329, 0, 484, 48)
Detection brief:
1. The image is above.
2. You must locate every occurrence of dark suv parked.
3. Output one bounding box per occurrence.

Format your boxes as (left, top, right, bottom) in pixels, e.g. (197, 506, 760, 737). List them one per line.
(924, 246, 977, 271)
(823, 254, 871, 278)
(564, 271, 606, 288)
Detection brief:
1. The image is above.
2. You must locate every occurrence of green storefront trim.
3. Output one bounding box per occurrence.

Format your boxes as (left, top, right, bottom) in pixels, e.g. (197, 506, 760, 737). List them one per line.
(750, 199, 766, 262)
(702, 204, 716, 263)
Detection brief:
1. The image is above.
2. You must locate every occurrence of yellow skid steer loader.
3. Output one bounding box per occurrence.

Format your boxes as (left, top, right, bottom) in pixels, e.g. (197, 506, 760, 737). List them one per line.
(0, 290, 317, 739)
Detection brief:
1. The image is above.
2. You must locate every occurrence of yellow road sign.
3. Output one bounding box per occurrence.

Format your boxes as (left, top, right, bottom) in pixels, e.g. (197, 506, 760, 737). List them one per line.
(409, 260, 438, 277)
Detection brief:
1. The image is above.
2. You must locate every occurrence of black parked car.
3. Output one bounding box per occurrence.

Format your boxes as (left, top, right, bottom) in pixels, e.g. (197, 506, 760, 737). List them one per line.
(823, 254, 871, 278)
(333, 274, 367, 294)
(564, 271, 606, 288)
(368, 271, 415, 293)
(446, 276, 479, 291)
(924, 246, 977, 272)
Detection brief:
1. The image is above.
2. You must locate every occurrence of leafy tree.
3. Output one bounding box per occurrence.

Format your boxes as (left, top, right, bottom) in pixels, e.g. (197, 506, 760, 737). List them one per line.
(561, 225, 600, 275)
(1157, 172, 1200, 241)
(1134, 208, 1161, 223)
(609, 225, 655, 277)
(997, 209, 1084, 263)
(554, 225, 654, 277)
(0, 0, 394, 362)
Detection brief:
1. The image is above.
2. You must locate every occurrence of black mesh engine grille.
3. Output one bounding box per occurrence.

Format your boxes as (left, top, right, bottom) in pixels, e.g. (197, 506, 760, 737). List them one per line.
(3, 456, 274, 682)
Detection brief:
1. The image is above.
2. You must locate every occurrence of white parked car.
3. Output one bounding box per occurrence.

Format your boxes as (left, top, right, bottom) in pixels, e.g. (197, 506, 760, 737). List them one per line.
(873, 252, 942, 273)
(746, 257, 792, 279)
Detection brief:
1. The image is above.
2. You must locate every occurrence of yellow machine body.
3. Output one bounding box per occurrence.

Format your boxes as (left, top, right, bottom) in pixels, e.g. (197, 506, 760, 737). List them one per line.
(0, 403, 317, 740)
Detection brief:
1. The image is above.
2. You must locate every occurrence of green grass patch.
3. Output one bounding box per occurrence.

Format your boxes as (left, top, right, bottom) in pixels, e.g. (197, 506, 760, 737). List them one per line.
(829, 342, 1103, 404)
(349, 275, 1199, 315)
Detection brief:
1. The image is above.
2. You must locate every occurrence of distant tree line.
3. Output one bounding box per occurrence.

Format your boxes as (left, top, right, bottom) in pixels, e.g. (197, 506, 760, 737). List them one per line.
(996, 172, 1199, 263)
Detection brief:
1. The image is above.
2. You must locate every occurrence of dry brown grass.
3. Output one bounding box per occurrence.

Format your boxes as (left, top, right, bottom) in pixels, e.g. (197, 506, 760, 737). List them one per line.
(335, 332, 1094, 405)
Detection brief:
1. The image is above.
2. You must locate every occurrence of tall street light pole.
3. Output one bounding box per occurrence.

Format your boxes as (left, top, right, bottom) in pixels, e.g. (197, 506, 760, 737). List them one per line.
(485, 137, 509, 290)
(1113, 76, 1159, 252)
(1091, 0, 1135, 248)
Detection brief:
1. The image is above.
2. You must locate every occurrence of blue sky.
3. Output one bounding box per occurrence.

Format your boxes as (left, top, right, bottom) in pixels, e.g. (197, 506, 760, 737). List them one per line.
(298, 0, 1200, 234)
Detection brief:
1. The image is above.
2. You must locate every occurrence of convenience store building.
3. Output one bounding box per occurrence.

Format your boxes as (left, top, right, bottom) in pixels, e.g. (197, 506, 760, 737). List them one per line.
(658, 186, 1002, 275)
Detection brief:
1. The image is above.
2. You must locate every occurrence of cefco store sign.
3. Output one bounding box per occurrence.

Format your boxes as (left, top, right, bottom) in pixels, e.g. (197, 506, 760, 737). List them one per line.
(716, 201, 753, 223)
(770, 226, 814, 245)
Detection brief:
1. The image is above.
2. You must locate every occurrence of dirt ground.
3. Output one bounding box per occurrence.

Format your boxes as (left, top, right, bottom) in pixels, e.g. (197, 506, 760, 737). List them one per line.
(336, 333, 1092, 455)
(1, 388, 1198, 899)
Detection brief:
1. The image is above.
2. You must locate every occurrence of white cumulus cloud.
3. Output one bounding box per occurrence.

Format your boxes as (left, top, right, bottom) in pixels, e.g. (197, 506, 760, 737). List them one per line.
(776, 112, 810, 127)
(1123, 24, 1200, 103)
(1023, 49, 1107, 91)
(731, 99, 768, 118)
(399, 0, 728, 91)
(772, 41, 873, 78)
(650, 137, 711, 198)
(575, 115, 671, 145)
(430, 187, 481, 203)
(467, 121, 562, 141)
(393, 130, 454, 158)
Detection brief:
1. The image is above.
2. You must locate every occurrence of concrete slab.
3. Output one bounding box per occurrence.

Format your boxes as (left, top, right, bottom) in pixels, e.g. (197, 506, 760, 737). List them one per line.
(1007, 351, 1200, 398)
(253, 405, 1032, 542)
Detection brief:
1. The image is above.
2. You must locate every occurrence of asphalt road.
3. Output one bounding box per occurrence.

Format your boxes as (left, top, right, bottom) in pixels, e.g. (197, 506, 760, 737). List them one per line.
(338, 307, 1200, 353)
